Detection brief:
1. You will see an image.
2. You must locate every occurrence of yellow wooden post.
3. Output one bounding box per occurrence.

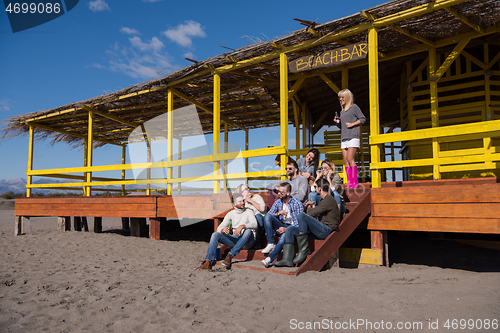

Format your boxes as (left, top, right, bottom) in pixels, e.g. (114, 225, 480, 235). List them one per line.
(224, 122, 229, 193)
(294, 101, 300, 155)
(121, 145, 126, 196)
(146, 141, 151, 195)
(213, 73, 221, 193)
(167, 89, 174, 195)
(368, 27, 381, 188)
(178, 137, 182, 195)
(301, 103, 306, 151)
(429, 47, 441, 180)
(342, 68, 348, 89)
(245, 130, 249, 176)
(483, 43, 493, 171)
(86, 110, 94, 196)
(280, 53, 289, 179)
(26, 124, 34, 198)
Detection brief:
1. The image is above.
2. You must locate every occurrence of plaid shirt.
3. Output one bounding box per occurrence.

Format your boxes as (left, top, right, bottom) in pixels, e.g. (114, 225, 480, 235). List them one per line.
(267, 196, 304, 227)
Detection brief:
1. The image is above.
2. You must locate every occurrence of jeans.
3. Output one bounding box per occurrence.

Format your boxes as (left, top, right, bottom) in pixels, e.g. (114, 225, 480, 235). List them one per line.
(297, 212, 333, 240)
(267, 233, 286, 262)
(263, 213, 288, 244)
(308, 191, 321, 206)
(255, 213, 264, 227)
(205, 229, 255, 262)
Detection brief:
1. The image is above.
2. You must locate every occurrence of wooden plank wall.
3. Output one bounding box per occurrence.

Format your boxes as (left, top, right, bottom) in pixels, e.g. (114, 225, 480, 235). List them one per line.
(15, 196, 157, 218)
(369, 179, 500, 234)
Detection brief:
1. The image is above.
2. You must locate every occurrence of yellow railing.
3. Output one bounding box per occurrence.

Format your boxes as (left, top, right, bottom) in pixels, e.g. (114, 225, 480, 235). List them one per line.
(26, 145, 343, 193)
(369, 119, 500, 186)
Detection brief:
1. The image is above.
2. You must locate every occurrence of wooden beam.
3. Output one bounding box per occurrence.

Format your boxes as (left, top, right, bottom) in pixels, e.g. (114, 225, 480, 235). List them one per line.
(431, 38, 470, 81)
(83, 105, 139, 128)
(27, 122, 122, 146)
(319, 73, 340, 93)
(443, 6, 485, 34)
(169, 87, 246, 131)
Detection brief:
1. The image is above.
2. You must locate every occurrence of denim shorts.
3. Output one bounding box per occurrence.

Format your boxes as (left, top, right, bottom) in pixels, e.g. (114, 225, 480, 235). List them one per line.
(341, 138, 360, 149)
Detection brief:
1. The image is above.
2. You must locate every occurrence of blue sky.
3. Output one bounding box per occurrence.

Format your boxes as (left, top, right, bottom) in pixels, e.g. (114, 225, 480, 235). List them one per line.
(0, 0, 385, 184)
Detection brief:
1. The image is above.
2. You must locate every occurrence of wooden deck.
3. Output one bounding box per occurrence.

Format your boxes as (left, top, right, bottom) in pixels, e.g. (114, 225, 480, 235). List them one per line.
(14, 178, 500, 274)
(14, 194, 234, 238)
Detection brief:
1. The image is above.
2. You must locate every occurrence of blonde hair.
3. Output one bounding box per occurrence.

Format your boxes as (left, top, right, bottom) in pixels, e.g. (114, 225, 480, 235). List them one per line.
(338, 88, 354, 111)
(321, 159, 336, 173)
(235, 184, 247, 193)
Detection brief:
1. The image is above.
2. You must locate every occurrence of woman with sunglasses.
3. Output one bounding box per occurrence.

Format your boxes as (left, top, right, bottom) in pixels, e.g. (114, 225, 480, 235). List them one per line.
(306, 159, 345, 215)
(333, 89, 366, 188)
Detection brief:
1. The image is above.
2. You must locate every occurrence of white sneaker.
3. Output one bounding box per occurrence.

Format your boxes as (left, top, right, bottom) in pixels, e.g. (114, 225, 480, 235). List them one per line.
(261, 257, 272, 268)
(261, 243, 275, 254)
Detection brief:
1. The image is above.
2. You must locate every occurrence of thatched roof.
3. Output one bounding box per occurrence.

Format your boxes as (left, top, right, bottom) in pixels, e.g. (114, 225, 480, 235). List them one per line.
(2, 0, 499, 148)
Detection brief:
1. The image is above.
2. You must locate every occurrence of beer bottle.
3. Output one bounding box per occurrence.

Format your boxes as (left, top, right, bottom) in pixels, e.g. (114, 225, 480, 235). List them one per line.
(228, 219, 233, 235)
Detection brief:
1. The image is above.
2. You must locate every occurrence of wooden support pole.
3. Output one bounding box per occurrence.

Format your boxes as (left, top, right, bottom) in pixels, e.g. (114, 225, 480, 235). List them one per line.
(371, 230, 388, 266)
(94, 217, 102, 233)
(280, 52, 289, 178)
(177, 137, 182, 195)
(429, 48, 441, 180)
(15, 216, 30, 235)
(167, 89, 174, 195)
(130, 218, 147, 237)
(81, 217, 89, 232)
(74, 216, 82, 231)
(57, 216, 71, 232)
(27, 124, 34, 198)
(224, 122, 229, 193)
(121, 145, 126, 196)
(149, 217, 161, 240)
(121, 217, 130, 230)
(86, 110, 94, 196)
(368, 26, 382, 188)
(213, 73, 221, 193)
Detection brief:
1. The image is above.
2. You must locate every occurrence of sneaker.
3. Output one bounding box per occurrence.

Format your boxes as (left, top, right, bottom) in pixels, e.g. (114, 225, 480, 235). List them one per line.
(195, 259, 212, 270)
(261, 257, 272, 268)
(261, 243, 275, 254)
(222, 253, 233, 269)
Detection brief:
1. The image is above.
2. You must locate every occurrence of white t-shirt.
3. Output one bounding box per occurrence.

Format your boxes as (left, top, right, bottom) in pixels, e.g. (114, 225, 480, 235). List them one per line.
(282, 203, 293, 224)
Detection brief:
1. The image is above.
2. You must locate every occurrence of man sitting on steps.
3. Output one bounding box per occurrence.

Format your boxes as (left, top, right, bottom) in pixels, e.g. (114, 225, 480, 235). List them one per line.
(275, 178, 340, 267)
(196, 193, 257, 270)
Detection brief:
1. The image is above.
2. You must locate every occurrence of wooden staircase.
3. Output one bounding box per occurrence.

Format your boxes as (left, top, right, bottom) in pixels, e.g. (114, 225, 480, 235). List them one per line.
(222, 187, 372, 275)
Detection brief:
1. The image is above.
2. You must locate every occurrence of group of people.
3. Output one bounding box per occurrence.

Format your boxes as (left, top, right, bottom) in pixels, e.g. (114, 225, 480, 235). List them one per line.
(196, 89, 366, 270)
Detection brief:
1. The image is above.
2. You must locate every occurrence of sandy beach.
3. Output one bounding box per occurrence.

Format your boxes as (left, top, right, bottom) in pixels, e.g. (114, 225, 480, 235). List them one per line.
(0, 198, 499, 332)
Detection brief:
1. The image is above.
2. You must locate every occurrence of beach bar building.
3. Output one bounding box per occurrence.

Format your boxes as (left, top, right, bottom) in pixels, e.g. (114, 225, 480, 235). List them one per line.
(4, 0, 500, 274)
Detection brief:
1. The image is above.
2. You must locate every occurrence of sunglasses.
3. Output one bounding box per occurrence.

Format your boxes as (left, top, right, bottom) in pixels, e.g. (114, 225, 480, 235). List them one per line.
(322, 166, 331, 170)
(339, 97, 345, 100)
(286, 167, 294, 170)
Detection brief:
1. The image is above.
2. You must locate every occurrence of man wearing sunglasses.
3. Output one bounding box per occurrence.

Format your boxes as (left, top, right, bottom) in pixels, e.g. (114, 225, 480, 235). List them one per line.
(267, 161, 309, 204)
(261, 182, 304, 268)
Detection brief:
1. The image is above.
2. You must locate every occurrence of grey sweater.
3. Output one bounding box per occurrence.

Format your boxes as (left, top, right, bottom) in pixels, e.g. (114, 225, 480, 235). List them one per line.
(336, 104, 366, 141)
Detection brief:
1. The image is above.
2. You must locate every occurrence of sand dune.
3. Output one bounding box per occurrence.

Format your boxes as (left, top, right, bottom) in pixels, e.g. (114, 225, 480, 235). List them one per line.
(1, 200, 499, 332)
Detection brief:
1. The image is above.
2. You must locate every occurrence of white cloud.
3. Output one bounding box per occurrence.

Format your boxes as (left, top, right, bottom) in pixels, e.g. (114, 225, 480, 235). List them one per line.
(120, 27, 141, 35)
(163, 21, 206, 48)
(104, 37, 174, 80)
(88, 0, 110, 12)
(0, 99, 13, 111)
(129, 36, 164, 52)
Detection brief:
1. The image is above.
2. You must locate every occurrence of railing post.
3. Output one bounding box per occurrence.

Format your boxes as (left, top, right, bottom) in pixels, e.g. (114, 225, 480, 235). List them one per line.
(85, 110, 94, 196)
(280, 52, 289, 179)
(429, 47, 441, 180)
(167, 89, 174, 195)
(368, 26, 381, 188)
(213, 73, 221, 193)
(26, 124, 34, 198)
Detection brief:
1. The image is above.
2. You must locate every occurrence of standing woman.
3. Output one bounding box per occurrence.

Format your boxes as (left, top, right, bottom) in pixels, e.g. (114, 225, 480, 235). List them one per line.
(333, 89, 366, 188)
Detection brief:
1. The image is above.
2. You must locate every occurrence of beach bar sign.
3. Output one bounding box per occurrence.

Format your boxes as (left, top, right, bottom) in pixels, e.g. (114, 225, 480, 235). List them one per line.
(289, 42, 367, 73)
